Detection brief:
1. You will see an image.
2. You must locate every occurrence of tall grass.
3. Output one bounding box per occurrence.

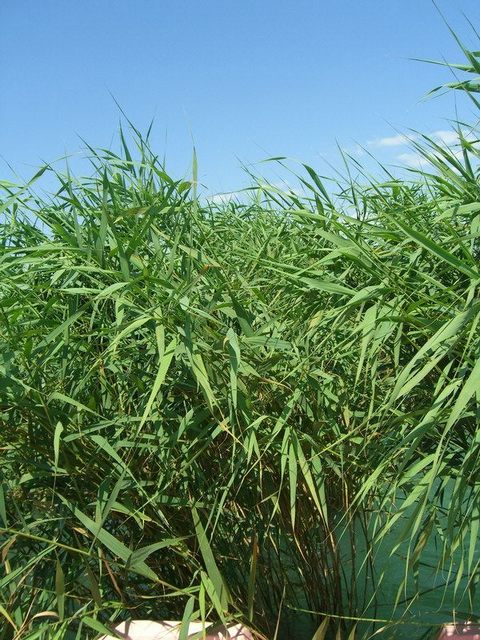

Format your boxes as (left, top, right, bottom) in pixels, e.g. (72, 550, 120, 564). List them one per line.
(1, 32, 480, 640)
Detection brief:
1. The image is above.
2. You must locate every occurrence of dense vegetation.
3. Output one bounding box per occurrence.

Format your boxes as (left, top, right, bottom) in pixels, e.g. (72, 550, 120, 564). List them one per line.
(1, 35, 479, 640)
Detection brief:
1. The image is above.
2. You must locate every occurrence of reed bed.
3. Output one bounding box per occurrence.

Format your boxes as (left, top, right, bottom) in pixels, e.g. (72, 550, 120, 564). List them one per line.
(1, 33, 479, 640)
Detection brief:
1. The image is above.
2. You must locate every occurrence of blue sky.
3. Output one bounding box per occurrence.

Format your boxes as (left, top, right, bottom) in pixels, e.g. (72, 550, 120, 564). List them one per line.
(2, 0, 480, 195)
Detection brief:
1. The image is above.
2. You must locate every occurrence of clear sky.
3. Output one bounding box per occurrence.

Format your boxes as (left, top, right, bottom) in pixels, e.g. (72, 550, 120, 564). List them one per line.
(2, 0, 480, 195)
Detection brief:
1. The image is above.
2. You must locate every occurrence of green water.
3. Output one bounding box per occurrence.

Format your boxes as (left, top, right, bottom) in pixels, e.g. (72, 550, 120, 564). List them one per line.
(280, 491, 479, 639)
(281, 537, 476, 640)
(359, 536, 473, 638)
(353, 504, 478, 639)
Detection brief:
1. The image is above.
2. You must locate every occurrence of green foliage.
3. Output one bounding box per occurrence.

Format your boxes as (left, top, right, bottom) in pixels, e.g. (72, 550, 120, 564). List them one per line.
(1, 33, 480, 640)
